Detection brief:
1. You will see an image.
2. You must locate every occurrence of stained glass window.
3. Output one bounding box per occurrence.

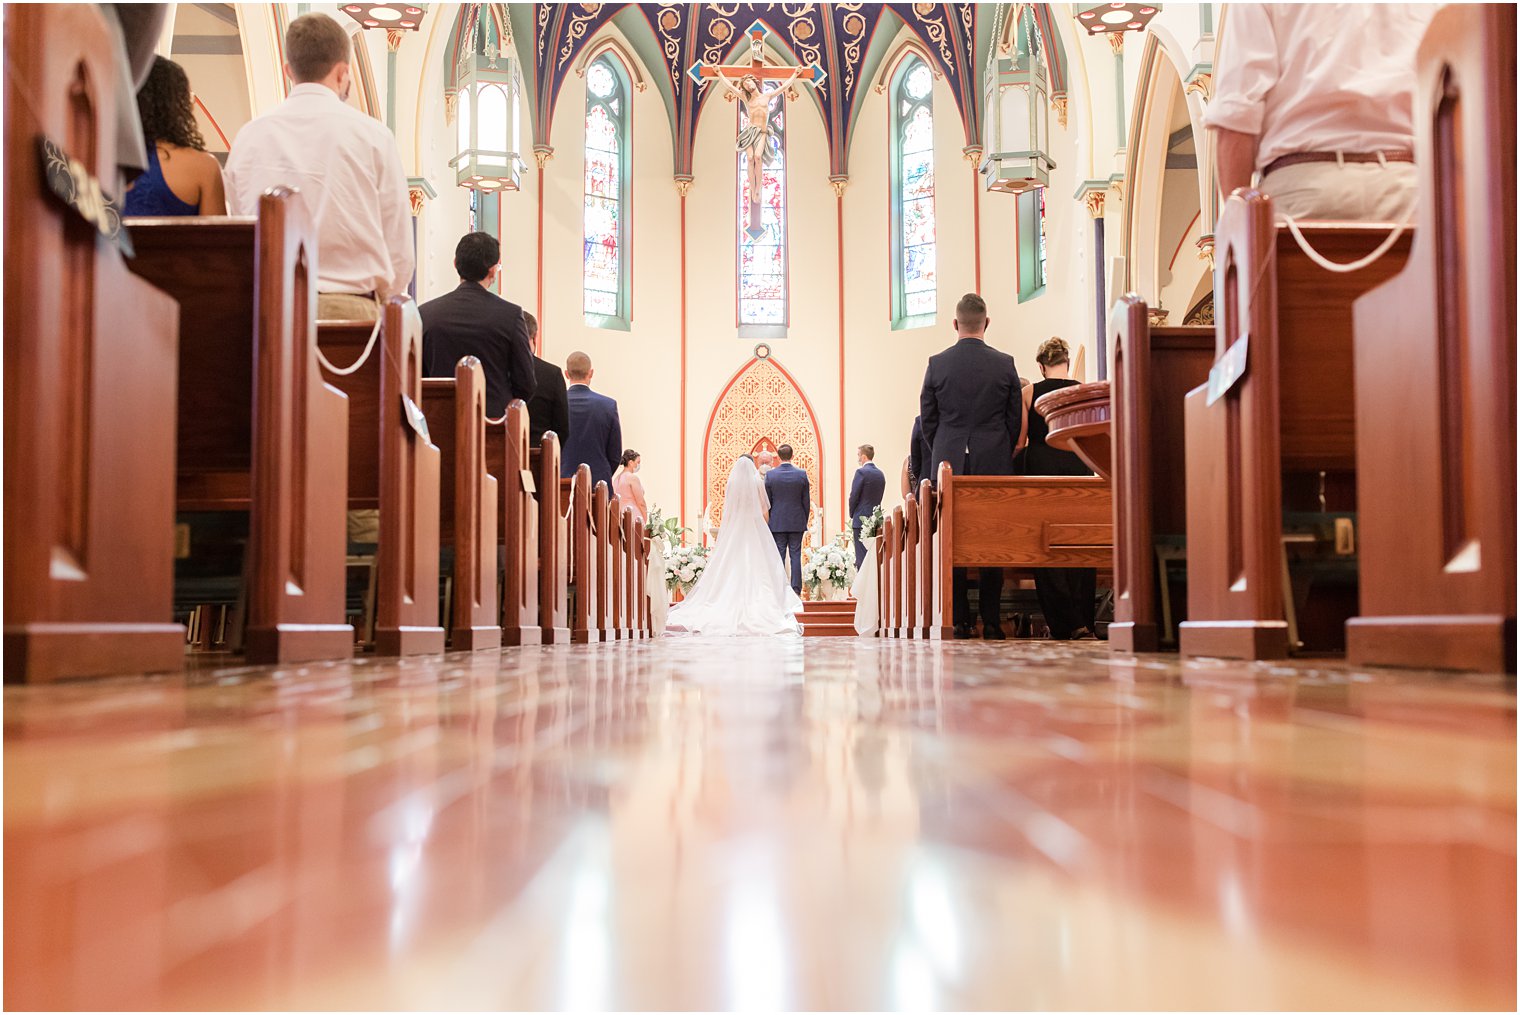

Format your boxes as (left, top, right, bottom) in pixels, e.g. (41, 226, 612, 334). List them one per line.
(583, 56, 629, 326)
(892, 59, 936, 325)
(737, 84, 787, 328)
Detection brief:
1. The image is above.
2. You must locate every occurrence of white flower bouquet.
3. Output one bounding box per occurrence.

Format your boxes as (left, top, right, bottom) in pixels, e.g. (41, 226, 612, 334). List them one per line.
(665, 542, 709, 594)
(802, 533, 855, 598)
(859, 504, 887, 540)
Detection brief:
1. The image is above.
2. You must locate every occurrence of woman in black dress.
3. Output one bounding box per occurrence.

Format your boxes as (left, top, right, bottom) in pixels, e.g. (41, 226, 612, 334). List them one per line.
(1022, 338, 1097, 639)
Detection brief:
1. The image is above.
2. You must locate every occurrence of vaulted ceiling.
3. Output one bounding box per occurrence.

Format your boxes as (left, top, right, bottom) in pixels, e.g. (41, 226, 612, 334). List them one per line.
(495, 3, 1069, 178)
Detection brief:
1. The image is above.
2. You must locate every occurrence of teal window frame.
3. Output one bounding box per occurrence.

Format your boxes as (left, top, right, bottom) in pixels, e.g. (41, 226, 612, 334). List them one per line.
(889, 56, 937, 330)
(582, 55, 632, 330)
(1017, 187, 1048, 302)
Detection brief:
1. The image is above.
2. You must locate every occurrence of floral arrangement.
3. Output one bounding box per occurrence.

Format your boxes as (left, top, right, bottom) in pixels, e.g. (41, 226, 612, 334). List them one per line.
(859, 504, 887, 540)
(802, 533, 855, 595)
(644, 506, 688, 552)
(665, 542, 709, 594)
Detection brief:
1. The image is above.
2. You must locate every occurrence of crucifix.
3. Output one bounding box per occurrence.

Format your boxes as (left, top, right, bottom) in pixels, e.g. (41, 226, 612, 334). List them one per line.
(688, 21, 826, 239)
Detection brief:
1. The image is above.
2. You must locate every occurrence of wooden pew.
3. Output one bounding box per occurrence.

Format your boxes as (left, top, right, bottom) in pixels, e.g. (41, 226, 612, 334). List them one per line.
(127, 195, 354, 664)
(1347, 3, 1516, 672)
(931, 465, 1113, 639)
(620, 514, 639, 640)
(1180, 194, 1413, 660)
(1058, 301, 1213, 652)
(635, 528, 648, 638)
(607, 499, 630, 640)
(568, 467, 601, 643)
(633, 519, 651, 638)
(317, 302, 444, 655)
(889, 506, 907, 637)
(419, 360, 500, 650)
(913, 479, 936, 640)
(900, 497, 920, 638)
(534, 440, 571, 643)
(875, 516, 893, 635)
(493, 403, 540, 646)
(4, 4, 185, 682)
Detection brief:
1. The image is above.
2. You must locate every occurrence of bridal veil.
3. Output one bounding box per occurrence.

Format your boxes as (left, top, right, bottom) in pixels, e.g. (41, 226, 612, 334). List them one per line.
(665, 457, 803, 636)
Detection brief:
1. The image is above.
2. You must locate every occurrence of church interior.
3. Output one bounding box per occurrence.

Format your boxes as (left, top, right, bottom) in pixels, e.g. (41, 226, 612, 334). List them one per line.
(3, 2, 1515, 1009)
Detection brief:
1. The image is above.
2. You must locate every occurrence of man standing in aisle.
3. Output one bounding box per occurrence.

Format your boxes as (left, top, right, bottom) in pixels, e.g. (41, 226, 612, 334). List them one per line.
(419, 231, 536, 417)
(848, 445, 886, 569)
(560, 352, 622, 489)
(224, 12, 413, 320)
(919, 293, 1024, 639)
(1205, 3, 1438, 221)
(523, 312, 570, 445)
(764, 445, 811, 596)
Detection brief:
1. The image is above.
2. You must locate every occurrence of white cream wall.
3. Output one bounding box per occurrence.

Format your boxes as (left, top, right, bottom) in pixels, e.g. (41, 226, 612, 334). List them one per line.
(536, 30, 683, 524)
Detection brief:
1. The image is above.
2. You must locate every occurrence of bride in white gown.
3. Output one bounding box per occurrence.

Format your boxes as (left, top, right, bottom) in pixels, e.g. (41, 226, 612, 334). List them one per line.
(666, 456, 803, 636)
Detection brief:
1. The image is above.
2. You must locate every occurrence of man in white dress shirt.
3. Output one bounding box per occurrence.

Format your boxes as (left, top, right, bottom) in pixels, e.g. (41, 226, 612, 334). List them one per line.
(1204, 4, 1439, 222)
(224, 13, 413, 320)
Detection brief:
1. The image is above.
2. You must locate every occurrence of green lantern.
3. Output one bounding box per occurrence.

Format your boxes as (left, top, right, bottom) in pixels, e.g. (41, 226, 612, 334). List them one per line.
(981, 8, 1055, 194)
(450, 26, 525, 192)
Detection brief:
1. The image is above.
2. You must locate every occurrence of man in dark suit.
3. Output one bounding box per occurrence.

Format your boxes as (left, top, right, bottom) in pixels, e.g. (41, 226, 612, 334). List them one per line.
(419, 231, 536, 418)
(522, 311, 569, 445)
(919, 292, 1025, 640)
(560, 351, 621, 489)
(764, 444, 811, 595)
(848, 444, 886, 569)
(907, 415, 929, 490)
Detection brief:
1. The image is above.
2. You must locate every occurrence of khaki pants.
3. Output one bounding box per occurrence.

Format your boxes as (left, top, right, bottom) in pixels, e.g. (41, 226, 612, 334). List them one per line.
(317, 291, 381, 321)
(1260, 160, 1417, 223)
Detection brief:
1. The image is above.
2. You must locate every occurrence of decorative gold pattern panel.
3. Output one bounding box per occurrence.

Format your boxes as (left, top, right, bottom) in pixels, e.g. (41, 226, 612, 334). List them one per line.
(702, 356, 821, 532)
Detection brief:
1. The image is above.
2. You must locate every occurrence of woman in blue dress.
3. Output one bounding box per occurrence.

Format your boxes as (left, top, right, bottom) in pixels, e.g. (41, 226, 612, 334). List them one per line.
(123, 57, 225, 216)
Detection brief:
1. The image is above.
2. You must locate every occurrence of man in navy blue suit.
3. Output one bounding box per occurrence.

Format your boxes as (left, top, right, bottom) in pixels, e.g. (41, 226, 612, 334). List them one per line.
(559, 351, 622, 489)
(848, 444, 886, 568)
(763, 444, 811, 595)
(920, 292, 1024, 640)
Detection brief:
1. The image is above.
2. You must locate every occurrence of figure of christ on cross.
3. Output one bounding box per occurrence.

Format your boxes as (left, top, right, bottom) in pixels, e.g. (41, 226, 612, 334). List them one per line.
(690, 22, 824, 239)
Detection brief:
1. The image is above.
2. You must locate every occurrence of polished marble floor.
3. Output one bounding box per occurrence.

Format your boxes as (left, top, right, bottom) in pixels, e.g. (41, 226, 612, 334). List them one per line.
(5, 638, 1515, 1010)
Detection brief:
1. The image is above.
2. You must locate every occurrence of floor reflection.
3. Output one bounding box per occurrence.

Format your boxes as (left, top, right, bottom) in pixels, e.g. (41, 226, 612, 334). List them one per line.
(5, 639, 1514, 1010)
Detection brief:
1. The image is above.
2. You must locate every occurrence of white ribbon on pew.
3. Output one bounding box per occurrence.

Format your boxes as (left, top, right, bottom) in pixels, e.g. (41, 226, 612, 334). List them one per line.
(1281, 213, 1412, 274)
(647, 538, 670, 636)
(852, 543, 879, 637)
(315, 315, 382, 376)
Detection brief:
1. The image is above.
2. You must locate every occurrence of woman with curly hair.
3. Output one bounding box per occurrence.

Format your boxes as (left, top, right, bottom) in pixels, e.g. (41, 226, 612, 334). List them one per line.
(124, 56, 226, 216)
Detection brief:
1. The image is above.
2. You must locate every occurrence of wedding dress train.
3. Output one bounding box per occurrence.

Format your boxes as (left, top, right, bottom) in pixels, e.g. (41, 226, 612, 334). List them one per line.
(665, 457, 803, 637)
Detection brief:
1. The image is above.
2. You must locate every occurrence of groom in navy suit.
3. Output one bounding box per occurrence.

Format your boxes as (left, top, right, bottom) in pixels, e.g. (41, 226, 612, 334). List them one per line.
(764, 444, 811, 595)
(848, 444, 886, 569)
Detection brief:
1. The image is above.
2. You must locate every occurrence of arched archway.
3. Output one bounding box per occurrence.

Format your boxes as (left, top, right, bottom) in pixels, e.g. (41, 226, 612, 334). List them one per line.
(701, 353, 824, 542)
(1123, 32, 1209, 317)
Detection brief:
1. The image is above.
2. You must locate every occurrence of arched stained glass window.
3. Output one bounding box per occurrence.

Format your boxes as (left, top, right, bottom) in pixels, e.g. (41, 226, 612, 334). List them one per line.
(891, 58, 936, 326)
(737, 84, 787, 329)
(583, 56, 630, 327)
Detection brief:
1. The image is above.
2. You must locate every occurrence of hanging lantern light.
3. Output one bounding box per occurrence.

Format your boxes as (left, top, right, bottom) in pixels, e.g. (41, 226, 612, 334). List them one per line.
(981, 8, 1055, 194)
(449, 8, 525, 192)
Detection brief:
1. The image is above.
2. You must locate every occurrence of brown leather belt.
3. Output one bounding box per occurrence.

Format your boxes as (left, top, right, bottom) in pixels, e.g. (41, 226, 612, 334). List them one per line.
(1262, 149, 1414, 178)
